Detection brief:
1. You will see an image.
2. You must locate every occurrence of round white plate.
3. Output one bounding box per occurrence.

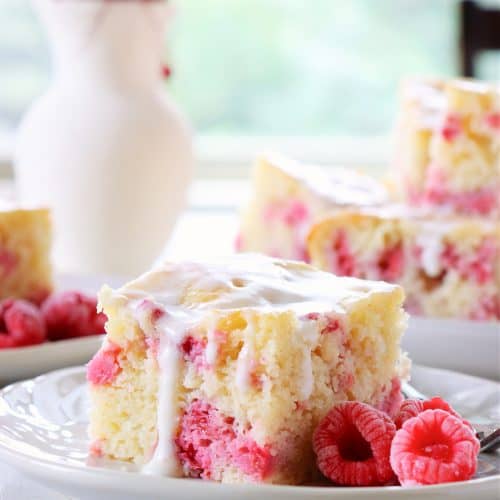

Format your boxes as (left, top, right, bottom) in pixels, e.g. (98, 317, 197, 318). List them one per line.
(0, 274, 126, 386)
(0, 365, 498, 500)
(0, 334, 104, 387)
(403, 317, 500, 381)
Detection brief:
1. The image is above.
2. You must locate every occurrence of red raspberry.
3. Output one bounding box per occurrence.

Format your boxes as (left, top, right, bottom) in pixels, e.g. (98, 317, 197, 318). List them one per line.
(0, 299, 46, 349)
(390, 409, 479, 486)
(234, 232, 243, 252)
(161, 64, 171, 79)
(41, 291, 107, 341)
(377, 243, 404, 282)
(87, 341, 122, 385)
(180, 335, 207, 368)
(395, 397, 473, 430)
(485, 112, 500, 130)
(282, 200, 309, 226)
(313, 402, 396, 486)
(440, 113, 462, 142)
(331, 230, 356, 276)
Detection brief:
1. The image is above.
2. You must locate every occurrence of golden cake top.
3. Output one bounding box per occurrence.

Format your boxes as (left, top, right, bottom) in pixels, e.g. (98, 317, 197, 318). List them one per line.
(259, 153, 389, 206)
(316, 203, 500, 230)
(402, 77, 499, 102)
(104, 253, 402, 317)
(310, 207, 500, 259)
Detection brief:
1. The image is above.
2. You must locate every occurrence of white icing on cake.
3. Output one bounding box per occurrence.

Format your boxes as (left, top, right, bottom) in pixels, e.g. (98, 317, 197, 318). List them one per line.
(262, 153, 389, 206)
(235, 341, 254, 393)
(0, 201, 50, 213)
(118, 254, 397, 317)
(205, 324, 218, 366)
(416, 231, 444, 277)
(403, 79, 446, 130)
(296, 319, 319, 400)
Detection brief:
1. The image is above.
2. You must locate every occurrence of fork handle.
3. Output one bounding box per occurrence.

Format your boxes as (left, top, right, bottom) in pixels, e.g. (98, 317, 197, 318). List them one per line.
(401, 382, 426, 400)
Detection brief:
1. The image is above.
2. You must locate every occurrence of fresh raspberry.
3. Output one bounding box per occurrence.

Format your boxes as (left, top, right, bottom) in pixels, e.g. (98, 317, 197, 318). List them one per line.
(161, 64, 171, 79)
(395, 397, 473, 431)
(282, 200, 309, 226)
(180, 335, 207, 368)
(485, 112, 500, 130)
(441, 239, 497, 285)
(87, 341, 122, 385)
(470, 295, 500, 321)
(176, 400, 273, 481)
(375, 378, 403, 419)
(377, 243, 404, 282)
(0, 299, 46, 349)
(331, 230, 356, 276)
(321, 316, 341, 335)
(313, 402, 396, 486)
(395, 399, 425, 428)
(440, 113, 462, 142)
(390, 409, 479, 486)
(89, 439, 104, 457)
(41, 291, 107, 341)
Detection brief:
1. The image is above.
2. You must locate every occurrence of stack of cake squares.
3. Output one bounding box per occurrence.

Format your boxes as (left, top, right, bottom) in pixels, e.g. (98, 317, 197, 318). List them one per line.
(238, 78, 500, 320)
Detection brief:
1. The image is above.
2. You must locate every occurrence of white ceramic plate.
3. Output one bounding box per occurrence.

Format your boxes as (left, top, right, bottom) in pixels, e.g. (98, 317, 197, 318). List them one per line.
(0, 365, 498, 500)
(403, 317, 500, 381)
(0, 334, 104, 387)
(0, 274, 125, 386)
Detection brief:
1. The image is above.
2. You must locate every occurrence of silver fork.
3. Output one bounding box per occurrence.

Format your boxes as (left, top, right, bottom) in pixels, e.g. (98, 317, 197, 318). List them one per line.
(402, 382, 500, 454)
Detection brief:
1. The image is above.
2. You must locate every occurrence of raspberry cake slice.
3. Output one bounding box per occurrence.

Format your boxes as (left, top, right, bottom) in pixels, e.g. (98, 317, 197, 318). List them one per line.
(0, 204, 52, 304)
(393, 78, 500, 216)
(88, 254, 409, 484)
(237, 154, 389, 261)
(308, 208, 500, 320)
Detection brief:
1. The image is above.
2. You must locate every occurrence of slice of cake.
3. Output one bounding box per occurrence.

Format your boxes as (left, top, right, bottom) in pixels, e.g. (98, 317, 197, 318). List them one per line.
(307, 208, 407, 283)
(0, 204, 53, 304)
(308, 208, 500, 320)
(393, 78, 500, 216)
(237, 154, 389, 261)
(87, 254, 409, 484)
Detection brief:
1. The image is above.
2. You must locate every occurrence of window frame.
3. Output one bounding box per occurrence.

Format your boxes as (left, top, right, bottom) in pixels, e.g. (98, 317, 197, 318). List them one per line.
(0, 132, 391, 180)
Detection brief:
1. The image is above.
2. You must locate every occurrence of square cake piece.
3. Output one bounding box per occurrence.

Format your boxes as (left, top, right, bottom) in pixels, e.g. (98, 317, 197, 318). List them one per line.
(0, 204, 53, 304)
(307, 208, 500, 320)
(237, 154, 389, 261)
(393, 78, 500, 215)
(87, 254, 408, 484)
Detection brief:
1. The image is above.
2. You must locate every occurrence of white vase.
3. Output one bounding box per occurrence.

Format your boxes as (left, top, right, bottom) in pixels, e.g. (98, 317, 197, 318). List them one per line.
(15, 0, 193, 277)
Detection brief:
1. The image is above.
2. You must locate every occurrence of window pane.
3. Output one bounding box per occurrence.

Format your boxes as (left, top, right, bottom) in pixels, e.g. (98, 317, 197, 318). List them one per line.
(0, 0, 498, 139)
(0, 0, 48, 135)
(170, 0, 459, 135)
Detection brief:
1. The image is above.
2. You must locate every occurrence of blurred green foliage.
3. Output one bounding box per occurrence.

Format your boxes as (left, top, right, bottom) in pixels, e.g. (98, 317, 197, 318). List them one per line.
(168, 0, 458, 135)
(0, 0, 497, 137)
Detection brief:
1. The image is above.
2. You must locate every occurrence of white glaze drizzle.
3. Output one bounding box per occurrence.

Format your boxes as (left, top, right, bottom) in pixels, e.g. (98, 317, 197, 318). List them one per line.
(102, 254, 400, 476)
(296, 318, 320, 400)
(204, 316, 219, 366)
(416, 231, 444, 278)
(235, 342, 254, 393)
(405, 79, 446, 130)
(142, 332, 181, 476)
(205, 331, 218, 366)
(139, 308, 195, 477)
(262, 153, 389, 206)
